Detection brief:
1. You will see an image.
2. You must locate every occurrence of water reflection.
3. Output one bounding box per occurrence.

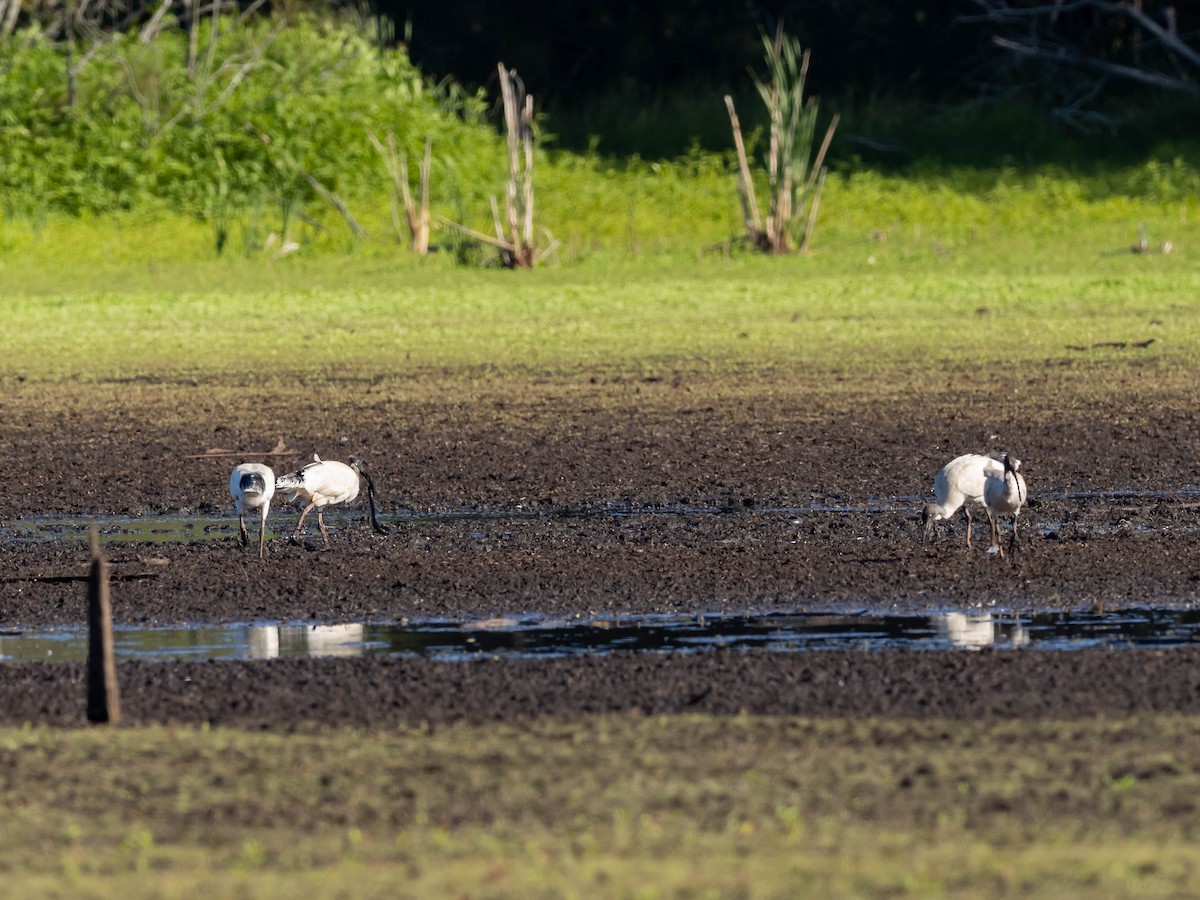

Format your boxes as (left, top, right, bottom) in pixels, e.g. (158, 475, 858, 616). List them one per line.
(247, 624, 365, 659)
(934, 612, 1028, 650)
(1, 609, 1198, 664)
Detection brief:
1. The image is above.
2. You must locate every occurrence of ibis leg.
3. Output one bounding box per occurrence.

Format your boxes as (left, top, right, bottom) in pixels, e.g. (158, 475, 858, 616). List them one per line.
(238, 515, 250, 547)
(293, 503, 315, 540)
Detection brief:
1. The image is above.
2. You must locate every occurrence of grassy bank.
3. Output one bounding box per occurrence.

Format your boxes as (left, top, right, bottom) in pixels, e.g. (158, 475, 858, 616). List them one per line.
(2, 242, 1198, 387)
(3, 716, 1199, 896)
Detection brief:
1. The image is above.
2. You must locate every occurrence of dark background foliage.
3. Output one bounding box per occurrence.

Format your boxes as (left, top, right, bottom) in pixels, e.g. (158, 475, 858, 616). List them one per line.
(381, 0, 1199, 160)
(394, 1, 968, 107)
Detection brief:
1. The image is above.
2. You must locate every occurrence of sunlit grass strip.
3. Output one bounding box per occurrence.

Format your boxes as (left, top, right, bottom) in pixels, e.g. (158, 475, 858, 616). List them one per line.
(1, 159, 1196, 265)
(2, 259, 1198, 382)
(2, 716, 1200, 896)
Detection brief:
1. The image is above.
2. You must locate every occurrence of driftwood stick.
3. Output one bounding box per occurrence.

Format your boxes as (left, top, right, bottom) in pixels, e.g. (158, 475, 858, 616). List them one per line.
(437, 213, 516, 252)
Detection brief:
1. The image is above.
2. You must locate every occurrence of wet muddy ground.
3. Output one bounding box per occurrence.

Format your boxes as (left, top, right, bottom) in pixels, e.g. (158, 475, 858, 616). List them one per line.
(2, 367, 1199, 727)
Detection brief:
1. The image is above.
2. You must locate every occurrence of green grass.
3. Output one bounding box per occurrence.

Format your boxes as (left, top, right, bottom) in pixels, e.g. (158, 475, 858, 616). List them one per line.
(1, 241, 1197, 385)
(3, 716, 1200, 896)
(2, 164, 1199, 385)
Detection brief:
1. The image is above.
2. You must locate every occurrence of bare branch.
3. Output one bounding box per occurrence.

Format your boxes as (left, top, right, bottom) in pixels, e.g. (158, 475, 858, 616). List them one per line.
(231, 0, 271, 28)
(160, 20, 283, 132)
(967, 0, 1200, 70)
(138, 0, 174, 43)
(993, 35, 1200, 95)
(965, 0, 1200, 104)
(1098, 0, 1200, 69)
(435, 213, 515, 252)
(1, 0, 21, 37)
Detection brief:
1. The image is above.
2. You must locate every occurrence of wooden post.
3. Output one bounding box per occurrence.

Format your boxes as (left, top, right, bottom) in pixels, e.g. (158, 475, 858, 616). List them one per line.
(87, 526, 121, 725)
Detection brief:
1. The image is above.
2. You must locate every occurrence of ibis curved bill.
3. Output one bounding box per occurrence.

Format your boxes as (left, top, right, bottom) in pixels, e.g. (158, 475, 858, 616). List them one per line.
(983, 453, 1027, 558)
(230, 462, 275, 559)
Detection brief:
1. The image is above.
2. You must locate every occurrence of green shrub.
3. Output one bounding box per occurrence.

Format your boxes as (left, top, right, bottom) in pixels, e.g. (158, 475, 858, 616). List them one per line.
(0, 15, 500, 228)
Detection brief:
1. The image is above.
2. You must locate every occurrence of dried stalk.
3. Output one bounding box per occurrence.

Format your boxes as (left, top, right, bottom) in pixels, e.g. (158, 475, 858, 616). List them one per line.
(1, 0, 20, 36)
(496, 62, 535, 267)
(726, 28, 838, 254)
(403, 136, 432, 255)
(723, 96, 764, 239)
(438, 63, 536, 267)
(521, 92, 534, 249)
(369, 131, 432, 254)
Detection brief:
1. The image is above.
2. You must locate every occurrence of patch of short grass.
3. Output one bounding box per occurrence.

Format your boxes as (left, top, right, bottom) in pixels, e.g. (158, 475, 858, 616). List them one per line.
(3, 716, 1200, 896)
(2, 249, 1198, 385)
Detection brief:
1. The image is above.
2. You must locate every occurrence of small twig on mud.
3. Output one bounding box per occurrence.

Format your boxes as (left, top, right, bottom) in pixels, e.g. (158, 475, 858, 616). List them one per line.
(1, 571, 164, 584)
(186, 437, 300, 459)
(1065, 339, 1156, 350)
(186, 449, 303, 459)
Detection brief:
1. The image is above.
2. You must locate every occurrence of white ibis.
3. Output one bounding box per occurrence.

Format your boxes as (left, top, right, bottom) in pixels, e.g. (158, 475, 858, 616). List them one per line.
(984, 453, 1027, 558)
(275, 454, 389, 547)
(922, 453, 1012, 548)
(229, 463, 275, 559)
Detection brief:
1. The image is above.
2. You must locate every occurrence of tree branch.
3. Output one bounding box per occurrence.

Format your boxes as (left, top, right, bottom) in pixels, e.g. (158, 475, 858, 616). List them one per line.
(993, 34, 1200, 95)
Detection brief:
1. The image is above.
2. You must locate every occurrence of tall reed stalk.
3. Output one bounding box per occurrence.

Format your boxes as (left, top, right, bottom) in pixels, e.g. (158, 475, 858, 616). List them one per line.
(726, 27, 839, 253)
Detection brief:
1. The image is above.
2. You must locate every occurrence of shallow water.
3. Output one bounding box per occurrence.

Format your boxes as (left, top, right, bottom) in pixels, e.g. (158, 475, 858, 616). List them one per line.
(3, 608, 1200, 664)
(4, 486, 1200, 544)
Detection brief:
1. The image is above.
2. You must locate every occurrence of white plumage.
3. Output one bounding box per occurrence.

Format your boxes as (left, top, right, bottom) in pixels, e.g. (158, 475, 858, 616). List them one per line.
(230, 462, 275, 559)
(922, 453, 1009, 548)
(983, 453, 1027, 558)
(275, 454, 389, 546)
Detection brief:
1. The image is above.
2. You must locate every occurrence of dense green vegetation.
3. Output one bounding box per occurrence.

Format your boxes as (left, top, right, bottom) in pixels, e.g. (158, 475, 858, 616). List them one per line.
(2, 15, 1197, 263)
(0, 15, 497, 228)
(3, 716, 1200, 896)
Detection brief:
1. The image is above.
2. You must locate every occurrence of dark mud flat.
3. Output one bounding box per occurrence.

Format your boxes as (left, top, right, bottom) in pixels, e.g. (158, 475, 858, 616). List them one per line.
(2, 370, 1200, 727)
(4, 499, 1200, 627)
(5, 648, 1200, 728)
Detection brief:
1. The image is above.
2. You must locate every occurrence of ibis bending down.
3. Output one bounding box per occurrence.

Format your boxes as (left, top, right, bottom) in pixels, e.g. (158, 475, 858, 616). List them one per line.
(230, 463, 276, 559)
(922, 453, 1012, 548)
(275, 454, 390, 547)
(984, 453, 1027, 558)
